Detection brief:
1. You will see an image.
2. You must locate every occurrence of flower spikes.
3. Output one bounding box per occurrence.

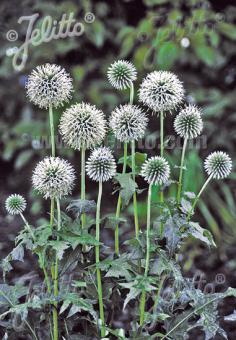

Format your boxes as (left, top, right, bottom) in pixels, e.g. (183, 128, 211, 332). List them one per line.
(86, 147, 116, 182)
(26, 63, 73, 109)
(139, 71, 184, 112)
(108, 60, 137, 90)
(5, 194, 26, 215)
(141, 156, 170, 185)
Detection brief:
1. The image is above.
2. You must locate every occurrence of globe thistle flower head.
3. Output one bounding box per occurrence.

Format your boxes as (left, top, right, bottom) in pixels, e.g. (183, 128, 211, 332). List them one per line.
(86, 147, 116, 182)
(107, 60, 137, 90)
(141, 156, 170, 185)
(204, 151, 232, 179)
(26, 63, 73, 109)
(32, 157, 76, 199)
(109, 104, 148, 142)
(174, 105, 203, 139)
(59, 102, 107, 150)
(139, 71, 184, 112)
(5, 194, 26, 215)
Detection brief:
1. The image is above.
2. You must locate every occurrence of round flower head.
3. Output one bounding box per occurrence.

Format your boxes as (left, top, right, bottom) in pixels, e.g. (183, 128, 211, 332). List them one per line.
(204, 151, 232, 179)
(26, 64, 73, 109)
(139, 71, 184, 112)
(141, 156, 170, 185)
(59, 102, 106, 150)
(32, 157, 76, 199)
(107, 60, 137, 90)
(86, 147, 116, 182)
(109, 104, 148, 142)
(5, 194, 26, 215)
(174, 105, 203, 139)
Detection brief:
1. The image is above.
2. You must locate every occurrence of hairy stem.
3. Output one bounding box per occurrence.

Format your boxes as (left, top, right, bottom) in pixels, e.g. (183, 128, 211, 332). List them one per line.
(81, 147, 86, 229)
(115, 142, 128, 256)
(187, 175, 213, 221)
(139, 184, 152, 326)
(96, 181, 105, 337)
(177, 137, 188, 205)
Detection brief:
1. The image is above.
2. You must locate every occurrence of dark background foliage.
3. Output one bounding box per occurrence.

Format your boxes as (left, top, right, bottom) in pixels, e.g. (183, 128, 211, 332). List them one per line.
(0, 0, 236, 337)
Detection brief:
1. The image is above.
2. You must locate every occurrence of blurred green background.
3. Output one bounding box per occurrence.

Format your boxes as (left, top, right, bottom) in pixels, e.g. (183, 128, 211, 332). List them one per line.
(0, 0, 235, 273)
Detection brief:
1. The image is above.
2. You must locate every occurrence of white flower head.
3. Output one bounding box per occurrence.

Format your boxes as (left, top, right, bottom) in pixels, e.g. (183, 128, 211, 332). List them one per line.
(26, 64, 73, 109)
(174, 105, 203, 139)
(32, 157, 76, 199)
(109, 104, 148, 142)
(59, 102, 107, 150)
(107, 60, 137, 90)
(141, 156, 170, 185)
(86, 147, 116, 182)
(5, 194, 26, 215)
(139, 71, 184, 112)
(204, 151, 232, 179)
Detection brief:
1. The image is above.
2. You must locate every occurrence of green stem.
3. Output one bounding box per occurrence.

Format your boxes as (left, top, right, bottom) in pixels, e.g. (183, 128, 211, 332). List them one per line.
(139, 184, 152, 327)
(160, 111, 164, 235)
(96, 181, 105, 337)
(81, 147, 86, 229)
(131, 140, 139, 239)
(160, 111, 164, 158)
(129, 82, 134, 104)
(49, 105, 55, 157)
(187, 174, 213, 221)
(52, 198, 61, 340)
(115, 142, 128, 256)
(177, 137, 188, 205)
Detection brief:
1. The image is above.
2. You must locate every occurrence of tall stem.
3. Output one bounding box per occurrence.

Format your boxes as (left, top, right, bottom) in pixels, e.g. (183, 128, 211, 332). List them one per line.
(96, 181, 105, 337)
(159, 111, 164, 234)
(115, 142, 128, 256)
(129, 82, 134, 104)
(49, 105, 55, 157)
(52, 198, 61, 340)
(81, 147, 86, 229)
(139, 184, 152, 326)
(187, 175, 213, 221)
(177, 138, 188, 204)
(131, 140, 139, 239)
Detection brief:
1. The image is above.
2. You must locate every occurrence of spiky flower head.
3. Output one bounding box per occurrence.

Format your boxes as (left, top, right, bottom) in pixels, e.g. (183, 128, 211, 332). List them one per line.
(32, 157, 75, 199)
(109, 104, 148, 142)
(26, 63, 73, 109)
(86, 147, 116, 182)
(174, 105, 203, 139)
(5, 194, 26, 215)
(204, 151, 232, 179)
(107, 60, 137, 90)
(139, 71, 184, 112)
(59, 102, 107, 150)
(141, 156, 170, 185)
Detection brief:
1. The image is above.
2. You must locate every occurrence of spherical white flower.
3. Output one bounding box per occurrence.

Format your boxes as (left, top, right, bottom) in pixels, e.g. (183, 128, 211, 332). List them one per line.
(59, 102, 107, 150)
(204, 151, 232, 179)
(139, 71, 184, 112)
(86, 147, 116, 182)
(107, 60, 137, 90)
(174, 105, 203, 139)
(141, 156, 170, 185)
(26, 64, 73, 109)
(109, 104, 148, 142)
(32, 157, 75, 199)
(5, 194, 26, 215)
